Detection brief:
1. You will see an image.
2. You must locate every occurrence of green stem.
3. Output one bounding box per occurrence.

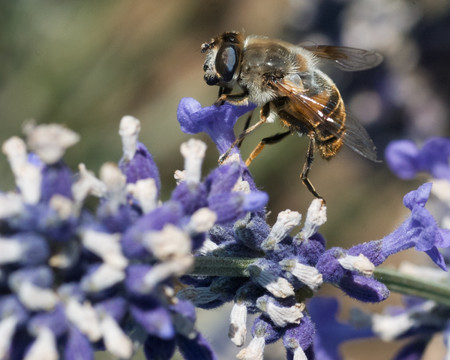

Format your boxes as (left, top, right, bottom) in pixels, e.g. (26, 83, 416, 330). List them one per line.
(190, 256, 255, 277)
(191, 256, 450, 307)
(374, 267, 450, 307)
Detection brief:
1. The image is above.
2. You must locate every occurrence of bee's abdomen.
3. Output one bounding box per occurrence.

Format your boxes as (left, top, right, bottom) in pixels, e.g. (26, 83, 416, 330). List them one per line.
(315, 84, 346, 159)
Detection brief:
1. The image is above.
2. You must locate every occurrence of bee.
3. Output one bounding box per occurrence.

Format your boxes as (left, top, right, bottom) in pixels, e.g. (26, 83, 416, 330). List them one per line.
(201, 31, 383, 200)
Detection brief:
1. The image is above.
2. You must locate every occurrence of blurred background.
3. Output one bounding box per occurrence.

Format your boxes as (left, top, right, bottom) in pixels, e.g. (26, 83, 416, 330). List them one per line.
(0, 0, 449, 359)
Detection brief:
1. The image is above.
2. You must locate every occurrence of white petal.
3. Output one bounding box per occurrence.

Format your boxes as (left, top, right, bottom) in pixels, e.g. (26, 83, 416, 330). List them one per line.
(119, 115, 141, 160)
(187, 208, 217, 233)
(236, 336, 265, 360)
(126, 178, 158, 213)
(296, 199, 326, 241)
(24, 122, 80, 164)
(100, 314, 133, 359)
(0, 192, 24, 218)
(65, 299, 102, 342)
(263, 210, 302, 250)
(82, 230, 127, 269)
(24, 328, 58, 360)
(338, 254, 374, 276)
(18, 283, 58, 311)
(180, 139, 206, 184)
(280, 259, 323, 291)
(248, 265, 294, 298)
(81, 264, 125, 292)
(229, 302, 247, 346)
(0, 316, 18, 358)
(144, 224, 191, 260)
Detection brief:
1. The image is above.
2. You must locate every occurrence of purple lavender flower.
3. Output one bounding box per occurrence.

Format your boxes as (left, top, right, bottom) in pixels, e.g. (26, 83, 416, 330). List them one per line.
(177, 97, 256, 156)
(385, 137, 450, 180)
(0, 113, 268, 360)
(1, 97, 448, 360)
(175, 99, 450, 359)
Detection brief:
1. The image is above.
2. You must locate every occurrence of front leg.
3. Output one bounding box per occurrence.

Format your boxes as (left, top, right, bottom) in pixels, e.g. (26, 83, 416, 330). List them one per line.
(218, 103, 270, 164)
(215, 92, 250, 106)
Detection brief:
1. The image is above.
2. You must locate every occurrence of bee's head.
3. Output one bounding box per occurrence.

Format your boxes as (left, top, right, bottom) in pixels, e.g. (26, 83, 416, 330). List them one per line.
(201, 31, 243, 88)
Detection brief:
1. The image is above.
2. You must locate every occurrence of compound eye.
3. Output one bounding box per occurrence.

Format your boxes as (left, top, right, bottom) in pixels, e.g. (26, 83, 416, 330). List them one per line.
(215, 45, 238, 82)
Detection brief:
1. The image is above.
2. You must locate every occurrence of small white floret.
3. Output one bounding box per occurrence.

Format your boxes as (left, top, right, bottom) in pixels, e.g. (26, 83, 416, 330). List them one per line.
(248, 264, 294, 298)
(180, 139, 207, 184)
(263, 210, 302, 250)
(186, 208, 217, 233)
(126, 178, 158, 213)
(24, 122, 80, 165)
(24, 328, 58, 360)
(236, 336, 265, 360)
(81, 264, 125, 292)
(119, 115, 141, 160)
(65, 299, 101, 342)
(256, 296, 304, 327)
(296, 199, 327, 241)
(82, 230, 128, 269)
(0, 316, 18, 359)
(18, 282, 58, 311)
(144, 224, 191, 260)
(280, 259, 323, 291)
(100, 314, 133, 359)
(229, 302, 248, 346)
(338, 254, 375, 276)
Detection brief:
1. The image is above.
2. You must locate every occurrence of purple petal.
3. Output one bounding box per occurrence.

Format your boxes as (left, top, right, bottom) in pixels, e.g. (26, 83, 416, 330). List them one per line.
(177, 98, 255, 155)
(119, 142, 161, 193)
(205, 163, 241, 195)
(144, 335, 176, 360)
(64, 326, 94, 360)
(130, 304, 174, 339)
(339, 274, 390, 302)
(419, 137, 450, 181)
(309, 297, 373, 360)
(177, 332, 217, 360)
(0, 296, 29, 325)
(28, 304, 68, 337)
(252, 316, 281, 344)
(171, 182, 208, 215)
(40, 161, 74, 202)
(403, 182, 432, 210)
(283, 314, 315, 353)
(385, 140, 420, 179)
(94, 297, 127, 323)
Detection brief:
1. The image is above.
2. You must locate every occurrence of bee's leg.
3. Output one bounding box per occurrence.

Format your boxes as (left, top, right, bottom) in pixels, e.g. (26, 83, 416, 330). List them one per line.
(215, 92, 250, 106)
(301, 137, 324, 201)
(218, 103, 269, 164)
(237, 111, 254, 148)
(245, 130, 291, 166)
(218, 86, 232, 98)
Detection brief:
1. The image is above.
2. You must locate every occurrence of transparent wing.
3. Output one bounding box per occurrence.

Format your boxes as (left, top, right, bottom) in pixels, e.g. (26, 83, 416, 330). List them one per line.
(301, 45, 383, 71)
(272, 78, 379, 161)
